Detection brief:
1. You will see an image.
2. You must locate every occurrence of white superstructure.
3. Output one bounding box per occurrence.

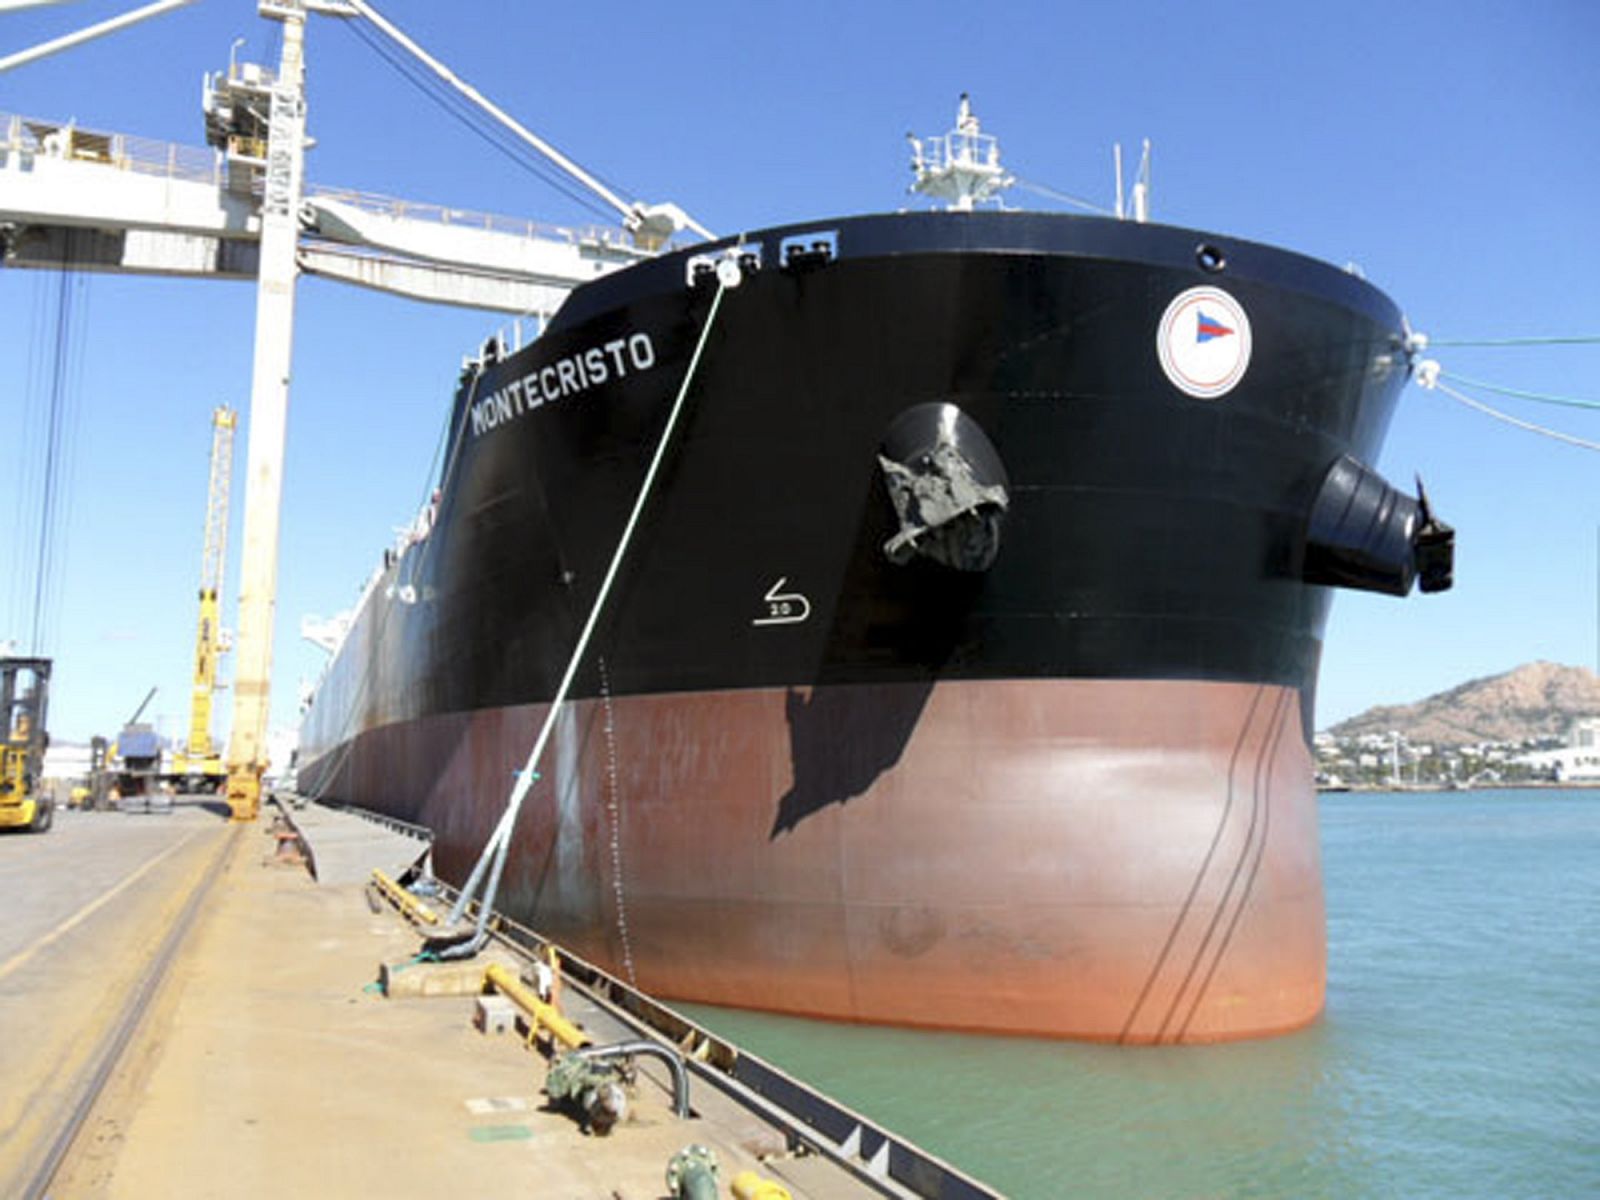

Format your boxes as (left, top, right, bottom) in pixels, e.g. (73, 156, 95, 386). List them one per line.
(907, 94, 1014, 211)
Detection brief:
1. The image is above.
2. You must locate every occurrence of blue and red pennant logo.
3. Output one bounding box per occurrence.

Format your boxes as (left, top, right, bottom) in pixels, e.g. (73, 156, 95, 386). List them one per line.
(1196, 311, 1235, 342)
(1157, 286, 1252, 399)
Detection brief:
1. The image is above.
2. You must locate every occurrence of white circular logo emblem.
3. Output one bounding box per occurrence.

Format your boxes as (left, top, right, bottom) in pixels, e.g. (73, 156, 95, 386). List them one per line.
(1157, 286, 1252, 399)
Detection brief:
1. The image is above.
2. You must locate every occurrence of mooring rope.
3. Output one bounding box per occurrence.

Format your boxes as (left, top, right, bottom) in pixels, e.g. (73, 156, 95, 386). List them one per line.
(1438, 370, 1600, 413)
(1423, 334, 1600, 348)
(443, 267, 735, 945)
(1414, 360, 1600, 454)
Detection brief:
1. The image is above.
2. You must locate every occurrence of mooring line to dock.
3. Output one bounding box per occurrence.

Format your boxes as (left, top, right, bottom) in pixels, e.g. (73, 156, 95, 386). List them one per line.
(21, 823, 240, 1200)
(442, 269, 734, 955)
(1426, 376, 1600, 453)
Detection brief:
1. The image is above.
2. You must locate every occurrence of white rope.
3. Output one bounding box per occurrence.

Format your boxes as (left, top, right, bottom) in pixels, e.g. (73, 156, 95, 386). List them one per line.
(1417, 366, 1600, 454)
(446, 274, 732, 929)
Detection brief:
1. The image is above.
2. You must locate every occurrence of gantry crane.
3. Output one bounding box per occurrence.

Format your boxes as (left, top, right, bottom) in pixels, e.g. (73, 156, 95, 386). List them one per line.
(2, 0, 710, 822)
(172, 406, 235, 791)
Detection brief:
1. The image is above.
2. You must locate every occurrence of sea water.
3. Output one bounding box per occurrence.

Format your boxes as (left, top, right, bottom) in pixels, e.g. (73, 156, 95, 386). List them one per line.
(680, 789, 1599, 1198)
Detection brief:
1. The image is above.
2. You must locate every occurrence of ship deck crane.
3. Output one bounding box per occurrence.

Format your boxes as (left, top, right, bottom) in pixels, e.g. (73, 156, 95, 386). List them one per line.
(173, 407, 235, 791)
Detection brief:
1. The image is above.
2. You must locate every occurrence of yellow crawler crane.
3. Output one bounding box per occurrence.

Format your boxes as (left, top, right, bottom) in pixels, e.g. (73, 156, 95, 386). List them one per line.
(172, 407, 236, 792)
(0, 658, 54, 833)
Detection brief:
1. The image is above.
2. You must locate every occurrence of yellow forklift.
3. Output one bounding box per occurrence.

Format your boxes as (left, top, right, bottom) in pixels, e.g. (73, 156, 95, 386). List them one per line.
(0, 657, 54, 833)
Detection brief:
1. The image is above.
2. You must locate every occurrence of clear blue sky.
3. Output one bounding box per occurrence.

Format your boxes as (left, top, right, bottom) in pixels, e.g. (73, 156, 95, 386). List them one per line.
(3, 0, 1597, 749)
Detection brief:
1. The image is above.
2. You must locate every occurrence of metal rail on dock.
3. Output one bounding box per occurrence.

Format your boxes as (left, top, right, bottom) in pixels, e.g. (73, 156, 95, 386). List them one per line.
(324, 796, 1002, 1200)
(307, 796, 434, 843)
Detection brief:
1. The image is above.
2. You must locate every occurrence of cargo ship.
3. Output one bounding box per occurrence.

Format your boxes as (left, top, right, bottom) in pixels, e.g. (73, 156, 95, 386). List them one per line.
(298, 101, 1452, 1043)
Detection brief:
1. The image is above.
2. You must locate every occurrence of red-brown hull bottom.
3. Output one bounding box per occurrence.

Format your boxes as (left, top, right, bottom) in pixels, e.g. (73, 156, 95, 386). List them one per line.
(314, 678, 1323, 1044)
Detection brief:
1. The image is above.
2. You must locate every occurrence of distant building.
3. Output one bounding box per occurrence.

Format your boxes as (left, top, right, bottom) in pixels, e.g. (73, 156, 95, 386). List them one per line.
(42, 740, 93, 783)
(1515, 717, 1600, 782)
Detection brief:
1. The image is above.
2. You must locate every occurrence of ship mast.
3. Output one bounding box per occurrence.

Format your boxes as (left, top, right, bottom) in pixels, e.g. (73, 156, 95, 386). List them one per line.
(907, 94, 1014, 211)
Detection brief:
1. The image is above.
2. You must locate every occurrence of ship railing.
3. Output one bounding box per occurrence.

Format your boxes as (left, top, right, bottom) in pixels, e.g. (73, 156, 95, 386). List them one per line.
(218, 60, 279, 92)
(916, 130, 1002, 171)
(0, 111, 222, 186)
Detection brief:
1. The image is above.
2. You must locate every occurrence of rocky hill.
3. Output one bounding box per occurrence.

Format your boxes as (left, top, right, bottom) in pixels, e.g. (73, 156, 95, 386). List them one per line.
(1327, 661, 1600, 746)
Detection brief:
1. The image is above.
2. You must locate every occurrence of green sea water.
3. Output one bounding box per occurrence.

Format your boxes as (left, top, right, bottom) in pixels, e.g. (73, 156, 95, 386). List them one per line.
(680, 789, 1600, 1198)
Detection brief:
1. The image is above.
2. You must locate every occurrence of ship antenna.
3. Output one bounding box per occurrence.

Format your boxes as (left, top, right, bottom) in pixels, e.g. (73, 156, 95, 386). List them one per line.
(1114, 143, 1125, 220)
(1132, 138, 1152, 222)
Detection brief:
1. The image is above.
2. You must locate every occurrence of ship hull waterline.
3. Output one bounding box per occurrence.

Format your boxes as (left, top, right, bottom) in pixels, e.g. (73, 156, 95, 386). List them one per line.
(303, 676, 1324, 1044)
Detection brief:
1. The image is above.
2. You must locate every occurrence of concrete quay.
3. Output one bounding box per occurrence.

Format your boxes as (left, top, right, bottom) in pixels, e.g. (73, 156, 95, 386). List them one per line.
(0, 799, 997, 1200)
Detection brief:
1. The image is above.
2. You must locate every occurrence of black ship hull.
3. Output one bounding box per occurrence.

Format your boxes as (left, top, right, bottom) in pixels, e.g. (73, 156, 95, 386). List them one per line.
(300, 211, 1442, 1042)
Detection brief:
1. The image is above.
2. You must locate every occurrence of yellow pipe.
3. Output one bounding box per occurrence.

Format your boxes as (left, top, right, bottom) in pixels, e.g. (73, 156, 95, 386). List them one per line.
(731, 1171, 793, 1200)
(370, 869, 439, 926)
(484, 961, 590, 1049)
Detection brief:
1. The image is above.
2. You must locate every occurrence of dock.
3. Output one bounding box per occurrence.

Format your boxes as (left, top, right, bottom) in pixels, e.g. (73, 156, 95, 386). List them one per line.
(0, 799, 999, 1199)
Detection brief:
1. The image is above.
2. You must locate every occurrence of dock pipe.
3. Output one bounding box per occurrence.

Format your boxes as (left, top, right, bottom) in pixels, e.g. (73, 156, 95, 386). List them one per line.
(483, 961, 590, 1050)
(371, 869, 439, 926)
(578, 1040, 692, 1119)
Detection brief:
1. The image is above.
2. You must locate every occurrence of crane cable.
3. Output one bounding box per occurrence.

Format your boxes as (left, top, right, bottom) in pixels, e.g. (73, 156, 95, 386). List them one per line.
(337, 1, 687, 235)
(21, 232, 90, 654)
(337, 18, 618, 225)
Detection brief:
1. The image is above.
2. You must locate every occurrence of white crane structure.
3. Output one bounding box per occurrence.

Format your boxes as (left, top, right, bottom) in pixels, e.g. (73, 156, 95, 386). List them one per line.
(0, 0, 711, 819)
